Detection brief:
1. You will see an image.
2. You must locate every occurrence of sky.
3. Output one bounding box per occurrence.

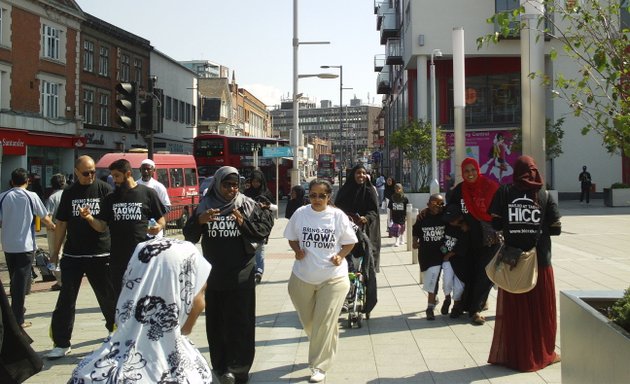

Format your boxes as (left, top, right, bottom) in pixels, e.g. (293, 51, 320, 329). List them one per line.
(78, 0, 383, 108)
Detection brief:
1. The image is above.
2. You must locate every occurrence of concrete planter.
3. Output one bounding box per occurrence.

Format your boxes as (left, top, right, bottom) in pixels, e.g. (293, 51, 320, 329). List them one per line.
(560, 290, 630, 384)
(405, 192, 431, 211)
(603, 188, 630, 207)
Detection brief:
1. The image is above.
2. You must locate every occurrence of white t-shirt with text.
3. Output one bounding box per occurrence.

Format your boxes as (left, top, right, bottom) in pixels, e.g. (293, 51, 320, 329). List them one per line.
(284, 205, 358, 284)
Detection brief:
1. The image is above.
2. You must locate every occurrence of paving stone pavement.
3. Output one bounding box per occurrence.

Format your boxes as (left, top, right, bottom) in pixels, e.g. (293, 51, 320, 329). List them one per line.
(2, 199, 629, 383)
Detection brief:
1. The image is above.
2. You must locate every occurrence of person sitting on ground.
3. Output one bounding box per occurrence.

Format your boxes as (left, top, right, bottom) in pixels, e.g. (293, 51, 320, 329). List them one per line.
(69, 238, 212, 383)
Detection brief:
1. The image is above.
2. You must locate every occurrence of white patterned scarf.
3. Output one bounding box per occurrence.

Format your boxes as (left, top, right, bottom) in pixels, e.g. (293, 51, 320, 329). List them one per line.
(70, 238, 212, 383)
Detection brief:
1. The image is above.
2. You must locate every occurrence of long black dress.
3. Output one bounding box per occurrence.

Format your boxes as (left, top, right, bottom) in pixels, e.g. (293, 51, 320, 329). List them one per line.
(0, 279, 42, 383)
(334, 164, 381, 271)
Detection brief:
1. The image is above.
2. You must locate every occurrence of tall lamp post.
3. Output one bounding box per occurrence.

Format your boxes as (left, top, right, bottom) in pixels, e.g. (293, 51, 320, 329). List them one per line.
(430, 48, 443, 195)
(292, 0, 330, 187)
(320, 65, 352, 184)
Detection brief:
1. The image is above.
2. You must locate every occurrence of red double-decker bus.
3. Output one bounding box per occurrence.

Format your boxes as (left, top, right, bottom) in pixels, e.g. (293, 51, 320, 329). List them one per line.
(193, 134, 292, 199)
(317, 153, 336, 184)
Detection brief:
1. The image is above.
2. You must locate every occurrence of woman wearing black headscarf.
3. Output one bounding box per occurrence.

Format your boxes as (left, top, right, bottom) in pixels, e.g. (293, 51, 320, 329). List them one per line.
(335, 164, 381, 271)
(184, 166, 274, 384)
(285, 185, 307, 219)
(487, 155, 561, 372)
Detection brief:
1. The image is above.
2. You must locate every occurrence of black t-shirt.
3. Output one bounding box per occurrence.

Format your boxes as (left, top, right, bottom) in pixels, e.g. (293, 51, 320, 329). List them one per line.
(96, 184, 165, 268)
(443, 224, 470, 282)
(412, 213, 444, 271)
(388, 197, 409, 224)
(447, 184, 485, 249)
(489, 186, 561, 267)
(56, 179, 112, 257)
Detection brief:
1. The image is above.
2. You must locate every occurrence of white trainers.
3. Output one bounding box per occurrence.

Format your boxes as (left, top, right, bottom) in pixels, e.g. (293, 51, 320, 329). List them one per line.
(45, 346, 71, 359)
(309, 368, 326, 383)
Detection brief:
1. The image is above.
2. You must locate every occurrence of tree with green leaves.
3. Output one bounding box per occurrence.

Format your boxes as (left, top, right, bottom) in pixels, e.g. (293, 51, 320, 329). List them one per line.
(510, 117, 566, 160)
(478, 0, 629, 154)
(389, 119, 450, 191)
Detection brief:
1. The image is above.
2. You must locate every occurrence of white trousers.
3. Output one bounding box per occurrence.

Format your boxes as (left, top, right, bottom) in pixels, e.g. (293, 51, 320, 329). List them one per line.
(288, 273, 349, 372)
(441, 261, 465, 300)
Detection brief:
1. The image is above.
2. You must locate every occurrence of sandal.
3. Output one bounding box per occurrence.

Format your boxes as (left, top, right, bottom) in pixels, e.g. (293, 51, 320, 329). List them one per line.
(472, 313, 485, 325)
(21, 321, 32, 328)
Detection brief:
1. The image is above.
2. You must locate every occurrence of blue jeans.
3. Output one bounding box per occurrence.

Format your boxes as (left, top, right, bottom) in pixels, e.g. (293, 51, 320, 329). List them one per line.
(5, 251, 34, 325)
(255, 243, 265, 275)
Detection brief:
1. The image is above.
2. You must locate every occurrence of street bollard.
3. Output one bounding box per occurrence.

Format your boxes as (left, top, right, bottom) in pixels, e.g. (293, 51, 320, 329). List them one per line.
(410, 207, 418, 262)
(406, 204, 415, 254)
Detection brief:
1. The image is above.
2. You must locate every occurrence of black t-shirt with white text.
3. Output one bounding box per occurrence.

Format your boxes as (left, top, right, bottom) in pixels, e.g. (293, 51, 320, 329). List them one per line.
(443, 224, 470, 282)
(56, 179, 112, 257)
(96, 184, 165, 268)
(388, 197, 409, 224)
(412, 213, 445, 271)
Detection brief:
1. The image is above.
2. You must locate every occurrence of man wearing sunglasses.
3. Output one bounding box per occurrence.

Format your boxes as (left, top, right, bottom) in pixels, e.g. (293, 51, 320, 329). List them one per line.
(79, 158, 166, 301)
(46, 155, 117, 359)
(136, 159, 170, 238)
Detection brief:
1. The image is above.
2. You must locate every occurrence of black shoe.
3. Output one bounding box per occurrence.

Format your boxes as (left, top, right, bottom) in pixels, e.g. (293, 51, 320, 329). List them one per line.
(441, 296, 451, 315)
(450, 303, 463, 318)
(220, 373, 236, 384)
(426, 307, 435, 320)
(254, 273, 262, 284)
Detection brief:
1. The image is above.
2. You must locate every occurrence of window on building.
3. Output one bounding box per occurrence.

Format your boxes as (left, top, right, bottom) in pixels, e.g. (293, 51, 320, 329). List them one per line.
(191, 105, 196, 125)
(99, 46, 109, 76)
(179, 100, 185, 123)
(0, 8, 3, 45)
(622, 0, 630, 30)
(99, 93, 109, 126)
(134, 58, 142, 84)
(495, 0, 519, 12)
(42, 24, 60, 60)
(83, 40, 94, 72)
(120, 54, 130, 82)
(186, 103, 192, 125)
(172, 98, 179, 121)
(41, 80, 59, 118)
(165, 96, 172, 119)
(83, 89, 94, 124)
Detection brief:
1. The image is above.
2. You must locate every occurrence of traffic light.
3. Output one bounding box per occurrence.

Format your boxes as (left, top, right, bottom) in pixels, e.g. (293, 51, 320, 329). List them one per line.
(115, 82, 138, 130)
(139, 98, 153, 134)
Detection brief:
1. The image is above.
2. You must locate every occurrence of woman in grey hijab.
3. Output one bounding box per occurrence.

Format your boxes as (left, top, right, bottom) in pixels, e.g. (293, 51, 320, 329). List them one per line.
(184, 166, 274, 384)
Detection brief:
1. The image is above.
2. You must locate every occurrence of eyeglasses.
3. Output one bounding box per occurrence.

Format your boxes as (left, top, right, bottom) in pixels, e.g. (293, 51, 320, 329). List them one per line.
(221, 182, 239, 189)
(308, 193, 328, 200)
(80, 170, 96, 177)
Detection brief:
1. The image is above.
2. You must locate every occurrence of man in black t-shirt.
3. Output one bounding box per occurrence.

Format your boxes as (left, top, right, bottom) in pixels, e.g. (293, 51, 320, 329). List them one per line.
(46, 155, 116, 359)
(80, 158, 165, 300)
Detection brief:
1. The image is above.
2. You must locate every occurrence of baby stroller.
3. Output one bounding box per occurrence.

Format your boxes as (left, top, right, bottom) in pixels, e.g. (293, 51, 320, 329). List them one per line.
(344, 223, 377, 328)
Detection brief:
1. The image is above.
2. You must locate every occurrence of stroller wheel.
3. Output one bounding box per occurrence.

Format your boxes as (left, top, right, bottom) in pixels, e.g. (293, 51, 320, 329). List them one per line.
(356, 313, 363, 328)
(347, 317, 353, 329)
(365, 312, 370, 320)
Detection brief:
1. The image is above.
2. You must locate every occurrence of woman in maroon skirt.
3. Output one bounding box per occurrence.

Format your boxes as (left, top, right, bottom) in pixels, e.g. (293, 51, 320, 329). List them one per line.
(487, 155, 562, 371)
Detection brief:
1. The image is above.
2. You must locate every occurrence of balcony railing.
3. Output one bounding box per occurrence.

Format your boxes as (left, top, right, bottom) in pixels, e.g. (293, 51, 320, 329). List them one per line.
(379, 8, 399, 44)
(377, 66, 391, 95)
(385, 38, 402, 65)
(374, 54, 385, 72)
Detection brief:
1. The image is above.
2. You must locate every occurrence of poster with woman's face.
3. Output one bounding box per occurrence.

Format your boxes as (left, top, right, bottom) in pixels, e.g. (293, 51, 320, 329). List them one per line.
(441, 130, 520, 187)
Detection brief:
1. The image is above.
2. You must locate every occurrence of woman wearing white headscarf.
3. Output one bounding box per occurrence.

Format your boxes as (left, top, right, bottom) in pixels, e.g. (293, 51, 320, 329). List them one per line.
(69, 238, 212, 383)
(184, 166, 274, 384)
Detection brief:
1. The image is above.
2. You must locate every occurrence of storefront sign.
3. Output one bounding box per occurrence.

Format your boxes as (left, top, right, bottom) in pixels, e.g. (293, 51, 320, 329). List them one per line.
(85, 132, 106, 145)
(2, 136, 26, 155)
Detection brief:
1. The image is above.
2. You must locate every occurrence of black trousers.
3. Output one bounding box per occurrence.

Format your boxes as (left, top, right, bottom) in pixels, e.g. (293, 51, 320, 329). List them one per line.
(5, 251, 34, 325)
(206, 287, 256, 379)
(464, 245, 497, 314)
(50, 256, 116, 348)
(580, 184, 591, 203)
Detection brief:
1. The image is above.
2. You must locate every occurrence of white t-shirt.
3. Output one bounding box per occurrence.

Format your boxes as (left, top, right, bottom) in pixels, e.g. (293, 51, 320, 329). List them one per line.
(0, 188, 48, 252)
(284, 205, 358, 284)
(136, 177, 171, 207)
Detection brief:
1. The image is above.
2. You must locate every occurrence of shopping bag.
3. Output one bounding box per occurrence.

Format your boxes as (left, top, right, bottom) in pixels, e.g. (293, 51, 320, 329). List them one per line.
(485, 242, 538, 294)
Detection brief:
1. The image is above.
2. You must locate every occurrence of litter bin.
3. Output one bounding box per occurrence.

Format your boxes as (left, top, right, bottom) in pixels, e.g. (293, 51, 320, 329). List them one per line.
(590, 183, 596, 193)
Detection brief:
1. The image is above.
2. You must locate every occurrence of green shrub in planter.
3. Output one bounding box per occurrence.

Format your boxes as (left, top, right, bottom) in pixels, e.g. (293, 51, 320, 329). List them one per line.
(611, 287, 630, 333)
(611, 182, 630, 189)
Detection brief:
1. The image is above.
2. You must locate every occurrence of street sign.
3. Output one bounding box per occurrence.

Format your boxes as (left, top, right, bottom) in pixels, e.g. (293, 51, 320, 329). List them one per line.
(262, 146, 293, 158)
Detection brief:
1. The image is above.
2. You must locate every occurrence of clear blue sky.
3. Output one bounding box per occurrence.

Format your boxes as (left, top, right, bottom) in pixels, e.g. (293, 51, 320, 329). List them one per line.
(78, 0, 383, 108)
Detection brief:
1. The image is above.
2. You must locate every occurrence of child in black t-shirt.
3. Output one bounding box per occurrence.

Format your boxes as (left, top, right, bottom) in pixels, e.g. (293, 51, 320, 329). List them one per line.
(440, 204, 470, 318)
(388, 183, 409, 247)
(412, 193, 445, 320)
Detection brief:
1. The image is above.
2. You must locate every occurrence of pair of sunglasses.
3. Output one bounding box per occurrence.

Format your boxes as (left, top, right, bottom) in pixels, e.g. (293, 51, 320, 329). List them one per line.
(80, 170, 96, 177)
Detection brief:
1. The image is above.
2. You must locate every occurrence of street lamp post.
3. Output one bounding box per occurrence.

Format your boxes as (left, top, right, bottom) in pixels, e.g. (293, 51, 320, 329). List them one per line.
(430, 48, 442, 195)
(292, 0, 330, 187)
(320, 65, 351, 184)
